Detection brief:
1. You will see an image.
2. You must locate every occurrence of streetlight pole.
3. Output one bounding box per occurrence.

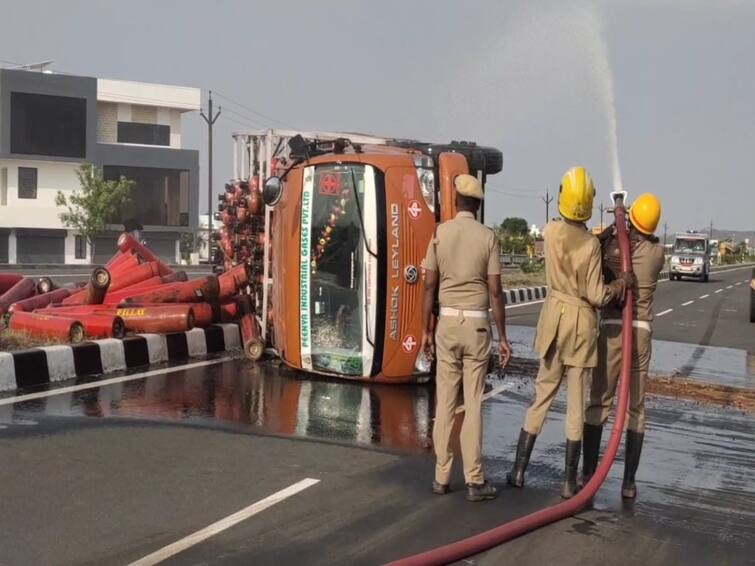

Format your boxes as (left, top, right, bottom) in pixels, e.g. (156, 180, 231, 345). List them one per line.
(200, 90, 221, 260)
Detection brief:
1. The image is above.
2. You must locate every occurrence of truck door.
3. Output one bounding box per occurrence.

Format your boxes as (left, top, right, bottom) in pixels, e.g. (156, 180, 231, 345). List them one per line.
(438, 152, 469, 222)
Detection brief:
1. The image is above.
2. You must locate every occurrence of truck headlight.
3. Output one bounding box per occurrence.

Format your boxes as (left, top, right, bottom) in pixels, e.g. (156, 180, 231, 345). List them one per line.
(413, 155, 435, 213)
(694, 257, 703, 265)
(671, 257, 680, 264)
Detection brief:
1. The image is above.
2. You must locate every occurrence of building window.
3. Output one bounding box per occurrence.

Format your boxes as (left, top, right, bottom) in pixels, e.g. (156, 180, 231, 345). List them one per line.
(75, 235, 86, 259)
(104, 165, 189, 227)
(117, 122, 170, 146)
(18, 167, 38, 199)
(10, 92, 87, 158)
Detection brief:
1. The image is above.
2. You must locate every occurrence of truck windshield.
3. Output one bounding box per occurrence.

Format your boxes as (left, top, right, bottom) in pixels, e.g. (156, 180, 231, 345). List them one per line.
(674, 238, 707, 254)
(300, 164, 374, 376)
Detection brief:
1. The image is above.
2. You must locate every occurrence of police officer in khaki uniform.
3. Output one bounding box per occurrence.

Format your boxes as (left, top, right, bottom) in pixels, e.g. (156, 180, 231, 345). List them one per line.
(583, 193, 664, 500)
(507, 166, 631, 499)
(421, 174, 512, 502)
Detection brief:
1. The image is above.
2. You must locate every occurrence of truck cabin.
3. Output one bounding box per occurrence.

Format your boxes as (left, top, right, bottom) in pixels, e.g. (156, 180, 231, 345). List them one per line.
(264, 135, 502, 383)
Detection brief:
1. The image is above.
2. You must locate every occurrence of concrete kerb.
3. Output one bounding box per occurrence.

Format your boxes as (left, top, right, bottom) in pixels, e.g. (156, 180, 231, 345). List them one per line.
(0, 323, 242, 394)
(503, 286, 548, 305)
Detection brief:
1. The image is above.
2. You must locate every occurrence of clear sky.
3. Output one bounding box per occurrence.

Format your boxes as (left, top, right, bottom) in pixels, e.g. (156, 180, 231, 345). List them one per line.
(1, 0, 753, 232)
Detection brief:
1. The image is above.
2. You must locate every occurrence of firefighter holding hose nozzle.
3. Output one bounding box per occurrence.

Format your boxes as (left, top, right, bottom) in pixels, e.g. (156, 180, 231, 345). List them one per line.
(583, 193, 664, 500)
(507, 167, 633, 499)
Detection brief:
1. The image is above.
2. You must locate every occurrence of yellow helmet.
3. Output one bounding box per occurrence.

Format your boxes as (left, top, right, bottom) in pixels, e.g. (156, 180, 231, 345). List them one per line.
(558, 166, 595, 222)
(629, 192, 661, 235)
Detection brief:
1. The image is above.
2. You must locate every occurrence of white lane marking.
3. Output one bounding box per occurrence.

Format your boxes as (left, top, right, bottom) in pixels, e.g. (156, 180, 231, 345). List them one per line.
(726, 285, 733, 289)
(505, 299, 545, 310)
(681, 300, 694, 306)
(0, 358, 230, 407)
(715, 289, 723, 294)
(455, 382, 516, 414)
(656, 308, 673, 317)
(735, 282, 742, 286)
(128, 478, 320, 566)
(699, 294, 709, 299)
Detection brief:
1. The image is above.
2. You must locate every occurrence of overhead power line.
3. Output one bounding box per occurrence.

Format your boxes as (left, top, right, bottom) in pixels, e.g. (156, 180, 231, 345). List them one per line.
(213, 90, 294, 129)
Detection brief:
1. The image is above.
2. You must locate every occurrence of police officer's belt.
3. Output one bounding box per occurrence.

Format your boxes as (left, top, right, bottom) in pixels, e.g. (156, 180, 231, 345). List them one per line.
(547, 289, 591, 308)
(601, 318, 652, 331)
(439, 307, 489, 319)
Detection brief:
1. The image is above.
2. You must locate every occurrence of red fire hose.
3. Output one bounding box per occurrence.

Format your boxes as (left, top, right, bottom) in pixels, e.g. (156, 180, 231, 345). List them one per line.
(388, 194, 634, 566)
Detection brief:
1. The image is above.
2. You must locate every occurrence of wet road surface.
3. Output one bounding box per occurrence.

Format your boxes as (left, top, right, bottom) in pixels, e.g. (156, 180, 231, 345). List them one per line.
(505, 265, 754, 352)
(1, 358, 752, 565)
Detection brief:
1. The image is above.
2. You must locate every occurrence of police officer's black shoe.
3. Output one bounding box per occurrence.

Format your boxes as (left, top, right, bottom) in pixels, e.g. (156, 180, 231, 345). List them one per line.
(561, 440, 582, 499)
(507, 429, 537, 488)
(581, 423, 603, 486)
(432, 481, 450, 495)
(622, 430, 645, 500)
(466, 481, 498, 502)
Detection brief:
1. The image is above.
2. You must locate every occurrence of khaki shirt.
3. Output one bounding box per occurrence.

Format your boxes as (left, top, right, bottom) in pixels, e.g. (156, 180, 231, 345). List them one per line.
(601, 231, 665, 321)
(422, 211, 501, 310)
(534, 220, 624, 367)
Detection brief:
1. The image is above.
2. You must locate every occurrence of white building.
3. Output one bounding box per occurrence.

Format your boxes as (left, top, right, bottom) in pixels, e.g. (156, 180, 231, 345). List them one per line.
(0, 68, 200, 265)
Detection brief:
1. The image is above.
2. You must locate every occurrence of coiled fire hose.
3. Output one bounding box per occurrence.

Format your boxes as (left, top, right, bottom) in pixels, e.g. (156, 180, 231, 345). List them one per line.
(388, 192, 634, 566)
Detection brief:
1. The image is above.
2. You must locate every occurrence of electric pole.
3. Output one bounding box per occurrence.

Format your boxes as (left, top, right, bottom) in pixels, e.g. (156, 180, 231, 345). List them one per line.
(542, 190, 554, 226)
(598, 202, 605, 230)
(663, 222, 668, 247)
(709, 219, 713, 238)
(200, 90, 221, 259)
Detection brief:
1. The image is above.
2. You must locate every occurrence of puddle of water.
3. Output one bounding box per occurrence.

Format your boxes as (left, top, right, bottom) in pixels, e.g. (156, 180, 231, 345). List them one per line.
(503, 325, 755, 389)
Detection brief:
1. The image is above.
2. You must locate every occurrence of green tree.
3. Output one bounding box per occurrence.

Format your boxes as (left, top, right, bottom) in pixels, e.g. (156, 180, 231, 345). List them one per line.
(501, 217, 529, 237)
(55, 165, 134, 261)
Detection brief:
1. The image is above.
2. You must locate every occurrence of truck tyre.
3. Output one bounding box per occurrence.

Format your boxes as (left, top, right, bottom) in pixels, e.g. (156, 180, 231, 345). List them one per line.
(482, 147, 504, 175)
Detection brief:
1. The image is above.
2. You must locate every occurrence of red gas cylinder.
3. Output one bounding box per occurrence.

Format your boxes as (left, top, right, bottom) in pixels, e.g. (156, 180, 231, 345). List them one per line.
(161, 271, 189, 284)
(247, 190, 263, 216)
(120, 276, 220, 305)
(218, 301, 240, 322)
(72, 313, 126, 339)
(103, 278, 164, 305)
(9, 311, 85, 343)
(218, 263, 250, 300)
(0, 278, 37, 316)
(0, 274, 24, 294)
(114, 304, 195, 333)
(188, 302, 215, 327)
(84, 267, 111, 305)
(36, 277, 58, 294)
(9, 288, 71, 314)
(108, 261, 161, 293)
(239, 312, 264, 361)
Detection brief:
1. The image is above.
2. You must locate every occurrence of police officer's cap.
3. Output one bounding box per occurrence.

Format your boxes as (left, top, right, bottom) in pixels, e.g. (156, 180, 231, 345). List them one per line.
(454, 174, 484, 200)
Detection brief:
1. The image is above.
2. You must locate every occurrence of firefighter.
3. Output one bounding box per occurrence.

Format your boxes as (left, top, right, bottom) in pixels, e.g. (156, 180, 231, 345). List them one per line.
(507, 166, 631, 499)
(421, 174, 512, 502)
(583, 192, 664, 500)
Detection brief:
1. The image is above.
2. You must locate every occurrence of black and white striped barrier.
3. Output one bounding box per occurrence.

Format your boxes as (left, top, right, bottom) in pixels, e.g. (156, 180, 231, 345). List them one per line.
(0, 324, 241, 393)
(503, 286, 548, 305)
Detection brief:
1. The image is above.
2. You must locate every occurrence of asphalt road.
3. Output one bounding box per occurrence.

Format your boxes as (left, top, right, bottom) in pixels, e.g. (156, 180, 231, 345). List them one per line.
(1, 359, 752, 565)
(504, 264, 754, 351)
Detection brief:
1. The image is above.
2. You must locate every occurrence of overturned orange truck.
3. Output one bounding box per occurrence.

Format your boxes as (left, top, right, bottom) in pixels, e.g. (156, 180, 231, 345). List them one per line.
(217, 130, 502, 383)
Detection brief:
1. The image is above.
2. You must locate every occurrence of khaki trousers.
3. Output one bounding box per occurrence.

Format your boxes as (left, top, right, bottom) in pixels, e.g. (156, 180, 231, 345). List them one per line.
(433, 313, 490, 485)
(586, 321, 650, 433)
(523, 347, 589, 441)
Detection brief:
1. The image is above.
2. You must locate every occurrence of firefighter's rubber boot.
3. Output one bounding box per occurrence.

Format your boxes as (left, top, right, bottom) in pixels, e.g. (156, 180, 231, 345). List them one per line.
(581, 423, 603, 486)
(622, 430, 645, 500)
(561, 440, 582, 499)
(507, 429, 537, 488)
(466, 481, 498, 502)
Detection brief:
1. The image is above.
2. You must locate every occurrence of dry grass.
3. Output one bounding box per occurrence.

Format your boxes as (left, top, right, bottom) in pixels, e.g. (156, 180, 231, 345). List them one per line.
(0, 328, 59, 353)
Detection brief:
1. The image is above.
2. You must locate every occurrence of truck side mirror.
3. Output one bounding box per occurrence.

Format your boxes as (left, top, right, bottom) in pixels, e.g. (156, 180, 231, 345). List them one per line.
(262, 176, 283, 207)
